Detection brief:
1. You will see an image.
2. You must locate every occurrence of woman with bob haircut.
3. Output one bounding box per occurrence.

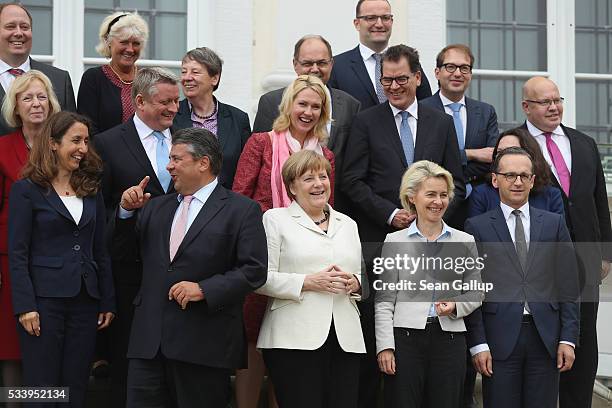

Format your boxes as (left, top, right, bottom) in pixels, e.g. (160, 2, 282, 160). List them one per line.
(256, 150, 365, 408)
(0, 69, 60, 399)
(232, 74, 335, 408)
(376, 160, 483, 408)
(8, 111, 115, 407)
(78, 11, 149, 134)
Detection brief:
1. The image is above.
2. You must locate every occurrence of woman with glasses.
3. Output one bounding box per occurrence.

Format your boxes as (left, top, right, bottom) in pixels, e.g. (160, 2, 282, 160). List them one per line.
(468, 127, 564, 217)
(233, 74, 335, 408)
(173, 47, 251, 189)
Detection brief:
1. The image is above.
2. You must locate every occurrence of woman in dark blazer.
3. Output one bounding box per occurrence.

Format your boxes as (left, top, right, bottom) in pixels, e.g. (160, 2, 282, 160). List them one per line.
(173, 47, 251, 189)
(9, 112, 115, 408)
(468, 127, 564, 217)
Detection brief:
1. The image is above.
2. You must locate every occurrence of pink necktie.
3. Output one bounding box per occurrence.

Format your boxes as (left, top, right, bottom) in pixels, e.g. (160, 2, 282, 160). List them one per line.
(169, 195, 193, 261)
(544, 132, 570, 196)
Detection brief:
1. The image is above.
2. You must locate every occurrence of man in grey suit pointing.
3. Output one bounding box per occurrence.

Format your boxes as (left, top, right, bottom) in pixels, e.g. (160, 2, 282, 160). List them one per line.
(252, 34, 360, 212)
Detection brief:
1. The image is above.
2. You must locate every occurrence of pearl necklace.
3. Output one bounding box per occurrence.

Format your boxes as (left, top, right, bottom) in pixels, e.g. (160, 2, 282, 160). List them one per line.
(108, 63, 136, 85)
(313, 210, 329, 225)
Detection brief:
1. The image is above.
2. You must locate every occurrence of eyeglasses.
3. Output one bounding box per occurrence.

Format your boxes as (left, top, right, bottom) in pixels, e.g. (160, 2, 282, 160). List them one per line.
(356, 14, 394, 24)
(524, 97, 565, 107)
(380, 75, 413, 86)
(494, 172, 534, 183)
(440, 63, 473, 74)
(296, 59, 332, 68)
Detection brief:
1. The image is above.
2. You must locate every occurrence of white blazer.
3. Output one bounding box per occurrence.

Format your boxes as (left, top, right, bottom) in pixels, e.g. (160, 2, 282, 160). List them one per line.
(256, 201, 366, 353)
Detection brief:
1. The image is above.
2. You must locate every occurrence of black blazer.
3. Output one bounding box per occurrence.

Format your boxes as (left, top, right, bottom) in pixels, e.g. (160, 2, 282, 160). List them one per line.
(77, 66, 124, 135)
(421, 91, 499, 184)
(8, 180, 114, 315)
(94, 117, 174, 283)
(0, 58, 76, 135)
(464, 206, 579, 360)
(521, 122, 612, 286)
(328, 45, 432, 110)
(341, 101, 466, 243)
(173, 99, 251, 189)
(119, 185, 268, 368)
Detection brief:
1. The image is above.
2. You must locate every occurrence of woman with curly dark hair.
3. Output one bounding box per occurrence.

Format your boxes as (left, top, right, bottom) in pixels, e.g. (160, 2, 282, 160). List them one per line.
(8, 111, 115, 408)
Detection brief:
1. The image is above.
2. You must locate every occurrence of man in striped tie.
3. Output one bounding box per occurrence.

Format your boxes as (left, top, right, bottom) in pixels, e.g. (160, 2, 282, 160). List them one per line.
(521, 76, 612, 408)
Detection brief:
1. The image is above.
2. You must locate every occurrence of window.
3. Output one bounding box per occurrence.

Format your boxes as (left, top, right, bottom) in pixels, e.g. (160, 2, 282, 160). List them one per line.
(23, 0, 53, 56)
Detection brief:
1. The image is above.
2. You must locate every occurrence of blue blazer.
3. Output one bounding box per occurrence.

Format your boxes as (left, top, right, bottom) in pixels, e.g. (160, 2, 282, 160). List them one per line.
(464, 206, 579, 360)
(468, 183, 565, 219)
(420, 91, 499, 184)
(8, 179, 115, 315)
(328, 45, 432, 110)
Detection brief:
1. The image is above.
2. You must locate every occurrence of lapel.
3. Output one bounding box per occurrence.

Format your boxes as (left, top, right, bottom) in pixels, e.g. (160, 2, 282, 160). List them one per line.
(464, 97, 481, 146)
(328, 90, 344, 150)
(489, 206, 524, 274)
(561, 124, 578, 198)
(172, 184, 228, 262)
(216, 101, 230, 152)
(431, 91, 445, 111)
(288, 200, 331, 236)
(121, 118, 167, 194)
(325, 206, 344, 238)
(349, 46, 378, 106)
(524, 207, 543, 274)
(414, 103, 431, 160)
(380, 103, 408, 168)
(37, 183, 76, 224)
(10, 130, 28, 168)
(174, 99, 193, 130)
(77, 195, 96, 229)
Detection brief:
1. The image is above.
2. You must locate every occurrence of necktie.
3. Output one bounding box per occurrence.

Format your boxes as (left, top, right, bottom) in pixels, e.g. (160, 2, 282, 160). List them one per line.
(169, 195, 193, 261)
(512, 209, 528, 272)
(8, 68, 24, 77)
(373, 53, 387, 103)
(448, 102, 472, 196)
(399, 111, 415, 166)
(543, 132, 570, 196)
(153, 131, 171, 192)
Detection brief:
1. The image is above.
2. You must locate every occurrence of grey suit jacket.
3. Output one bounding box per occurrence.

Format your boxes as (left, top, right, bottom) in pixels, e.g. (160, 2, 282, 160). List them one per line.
(0, 58, 76, 135)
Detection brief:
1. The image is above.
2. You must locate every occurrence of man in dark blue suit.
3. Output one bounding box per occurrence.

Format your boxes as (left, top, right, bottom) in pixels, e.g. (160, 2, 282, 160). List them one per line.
(118, 128, 268, 407)
(465, 147, 579, 408)
(327, 0, 431, 110)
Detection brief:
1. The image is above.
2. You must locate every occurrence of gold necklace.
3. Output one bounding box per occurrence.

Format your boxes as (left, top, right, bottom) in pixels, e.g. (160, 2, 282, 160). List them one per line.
(108, 63, 136, 85)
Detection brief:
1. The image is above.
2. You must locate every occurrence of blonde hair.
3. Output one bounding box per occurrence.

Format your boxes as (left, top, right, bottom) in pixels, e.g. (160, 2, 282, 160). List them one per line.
(282, 150, 332, 201)
(399, 160, 454, 214)
(273, 74, 330, 143)
(95, 11, 149, 58)
(1, 70, 60, 128)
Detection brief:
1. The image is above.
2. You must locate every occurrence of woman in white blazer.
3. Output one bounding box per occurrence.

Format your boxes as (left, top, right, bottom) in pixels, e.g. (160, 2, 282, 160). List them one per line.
(375, 161, 484, 408)
(256, 150, 366, 408)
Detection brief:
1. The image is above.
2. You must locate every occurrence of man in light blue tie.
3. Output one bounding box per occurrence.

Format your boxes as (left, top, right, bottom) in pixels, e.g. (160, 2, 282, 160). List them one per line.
(421, 44, 499, 228)
(341, 43, 465, 408)
(94, 66, 180, 407)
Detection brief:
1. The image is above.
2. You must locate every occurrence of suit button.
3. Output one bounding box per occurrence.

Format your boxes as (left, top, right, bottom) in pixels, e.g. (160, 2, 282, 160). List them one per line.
(73, 244, 81, 251)
(80, 261, 84, 265)
(167, 268, 173, 272)
(73, 231, 79, 237)
(83, 273, 88, 278)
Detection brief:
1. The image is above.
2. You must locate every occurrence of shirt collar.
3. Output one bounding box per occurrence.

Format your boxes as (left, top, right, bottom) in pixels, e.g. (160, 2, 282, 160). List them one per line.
(358, 43, 387, 61)
(0, 57, 30, 74)
(389, 98, 419, 120)
(177, 178, 218, 205)
(500, 201, 530, 222)
(525, 120, 564, 138)
(406, 220, 451, 241)
(133, 113, 172, 142)
(439, 92, 465, 108)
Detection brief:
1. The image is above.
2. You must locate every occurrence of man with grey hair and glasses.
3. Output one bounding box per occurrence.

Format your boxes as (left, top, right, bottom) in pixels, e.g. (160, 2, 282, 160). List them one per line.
(94, 66, 180, 407)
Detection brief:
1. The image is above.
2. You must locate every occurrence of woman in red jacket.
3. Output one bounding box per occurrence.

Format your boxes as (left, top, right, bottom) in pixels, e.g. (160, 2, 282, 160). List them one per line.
(233, 74, 335, 408)
(0, 70, 59, 399)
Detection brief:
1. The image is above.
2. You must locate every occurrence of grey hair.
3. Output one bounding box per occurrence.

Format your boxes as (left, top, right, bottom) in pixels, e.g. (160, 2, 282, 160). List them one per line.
(131, 67, 178, 102)
(171, 127, 223, 176)
(182, 47, 223, 91)
(95, 11, 149, 58)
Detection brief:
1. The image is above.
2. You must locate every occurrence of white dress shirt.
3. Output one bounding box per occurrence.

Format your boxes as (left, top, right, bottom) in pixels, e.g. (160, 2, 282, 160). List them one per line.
(0, 58, 30, 92)
(439, 93, 467, 145)
(358, 43, 387, 88)
(59, 195, 84, 225)
(171, 178, 218, 233)
(526, 120, 572, 183)
(133, 113, 172, 179)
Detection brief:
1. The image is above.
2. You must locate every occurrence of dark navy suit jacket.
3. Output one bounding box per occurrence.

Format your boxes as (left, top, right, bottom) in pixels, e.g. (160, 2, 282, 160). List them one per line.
(328, 45, 432, 110)
(464, 206, 579, 360)
(8, 179, 115, 315)
(468, 183, 565, 218)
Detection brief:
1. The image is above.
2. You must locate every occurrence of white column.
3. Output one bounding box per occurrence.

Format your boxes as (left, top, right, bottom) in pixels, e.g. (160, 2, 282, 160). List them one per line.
(53, 0, 84, 92)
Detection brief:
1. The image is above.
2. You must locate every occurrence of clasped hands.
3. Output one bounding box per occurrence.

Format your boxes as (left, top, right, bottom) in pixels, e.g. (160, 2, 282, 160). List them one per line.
(303, 265, 360, 295)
